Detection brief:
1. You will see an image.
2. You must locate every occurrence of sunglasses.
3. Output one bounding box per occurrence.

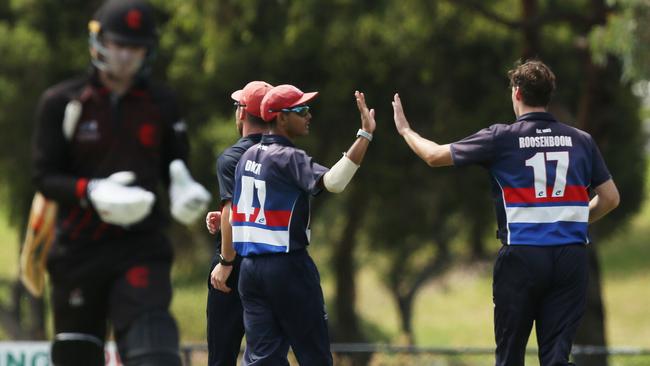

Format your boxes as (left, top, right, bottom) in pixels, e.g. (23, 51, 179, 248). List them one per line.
(233, 101, 247, 108)
(270, 105, 311, 117)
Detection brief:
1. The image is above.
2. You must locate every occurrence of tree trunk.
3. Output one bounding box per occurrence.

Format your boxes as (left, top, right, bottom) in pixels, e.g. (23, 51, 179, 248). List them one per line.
(573, 246, 608, 366)
(331, 187, 369, 366)
(521, 0, 540, 59)
(390, 240, 450, 346)
(332, 191, 365, 342)
(396, 294, 415, 345)
(469, 218, 487, 260)
(573, 28, 611, 366)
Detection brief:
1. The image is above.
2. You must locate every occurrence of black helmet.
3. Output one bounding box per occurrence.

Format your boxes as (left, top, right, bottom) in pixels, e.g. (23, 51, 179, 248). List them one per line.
(90, 0, 157, 47)
(88, 0, 158, 75)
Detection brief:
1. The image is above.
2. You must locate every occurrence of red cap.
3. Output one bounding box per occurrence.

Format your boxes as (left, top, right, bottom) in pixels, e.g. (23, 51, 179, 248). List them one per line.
(260, 84, 319, 122)
(231, 81, 274, 118)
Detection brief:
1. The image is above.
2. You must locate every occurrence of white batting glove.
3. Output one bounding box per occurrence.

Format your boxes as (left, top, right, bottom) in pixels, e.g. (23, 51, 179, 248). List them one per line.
(169, 159, 211, 225)
(88, 171, 155, 226)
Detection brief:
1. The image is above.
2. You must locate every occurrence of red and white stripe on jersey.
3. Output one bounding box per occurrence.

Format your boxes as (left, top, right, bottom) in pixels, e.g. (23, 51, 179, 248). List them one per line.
(231, 206, 292, 227)
(503, 185, 589, 205)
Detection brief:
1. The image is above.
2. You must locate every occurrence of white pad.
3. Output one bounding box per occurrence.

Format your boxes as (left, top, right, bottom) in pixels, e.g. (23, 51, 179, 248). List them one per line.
(88, 172, 155, 226)
(62, 100, 82, 141)
(323, 154, 359, 193)
(169, 160, 211, 225)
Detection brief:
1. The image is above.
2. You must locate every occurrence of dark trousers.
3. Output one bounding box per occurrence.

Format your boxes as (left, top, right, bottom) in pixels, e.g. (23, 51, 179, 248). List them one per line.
(206, 255, 245, 366)
(239, 250, 332, 366)
(47, 233, 177, 363)
(493, 244, 588, 366)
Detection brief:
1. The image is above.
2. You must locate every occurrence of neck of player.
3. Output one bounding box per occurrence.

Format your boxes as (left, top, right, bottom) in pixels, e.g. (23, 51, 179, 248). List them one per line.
(99, 70, 135, 97)
(516, 104, 547, 118)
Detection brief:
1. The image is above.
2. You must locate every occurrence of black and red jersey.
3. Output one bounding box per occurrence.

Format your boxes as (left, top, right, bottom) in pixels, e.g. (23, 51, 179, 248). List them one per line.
(32, 70, 189, 244)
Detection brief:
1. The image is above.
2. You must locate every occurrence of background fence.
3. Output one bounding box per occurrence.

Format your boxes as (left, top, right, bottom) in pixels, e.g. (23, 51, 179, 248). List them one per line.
(180, 343, 650, 366)
(1, 341, 650, 365)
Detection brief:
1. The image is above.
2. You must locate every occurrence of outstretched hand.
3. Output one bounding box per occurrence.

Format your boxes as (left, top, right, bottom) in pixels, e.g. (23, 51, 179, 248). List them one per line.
(355, 91, 376, 134)
(392, 93, 411, 135)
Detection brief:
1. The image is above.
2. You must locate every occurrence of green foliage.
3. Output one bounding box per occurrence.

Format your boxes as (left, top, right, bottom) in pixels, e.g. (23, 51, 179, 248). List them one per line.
(0, 21, 49, 227)
(589, 0, 650, 80)
(0, 0, 648, 344)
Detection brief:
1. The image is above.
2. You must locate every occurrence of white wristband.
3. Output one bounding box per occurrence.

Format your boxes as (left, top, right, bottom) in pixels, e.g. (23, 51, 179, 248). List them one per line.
(356, 129, 373, 142)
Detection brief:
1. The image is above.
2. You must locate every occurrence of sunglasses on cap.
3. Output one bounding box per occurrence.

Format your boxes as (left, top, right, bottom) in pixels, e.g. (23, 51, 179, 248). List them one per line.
(270, 105, 311, 117)
(233, 101, 247, 108)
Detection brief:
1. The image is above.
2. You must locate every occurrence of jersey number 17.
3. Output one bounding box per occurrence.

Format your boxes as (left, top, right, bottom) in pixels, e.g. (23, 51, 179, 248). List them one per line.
(525, 151, 569, 199)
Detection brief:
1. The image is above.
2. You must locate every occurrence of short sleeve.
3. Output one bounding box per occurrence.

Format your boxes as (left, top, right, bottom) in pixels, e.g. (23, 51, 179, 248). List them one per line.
(450, 126, 497, 167)
(216, 152, 238, 203)
(589, 138, 612, 187)
(287, 149, 329, 196)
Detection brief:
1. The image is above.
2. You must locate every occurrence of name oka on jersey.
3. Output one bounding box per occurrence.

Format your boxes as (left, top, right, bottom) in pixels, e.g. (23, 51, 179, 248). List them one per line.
(230, 135, 328, 256)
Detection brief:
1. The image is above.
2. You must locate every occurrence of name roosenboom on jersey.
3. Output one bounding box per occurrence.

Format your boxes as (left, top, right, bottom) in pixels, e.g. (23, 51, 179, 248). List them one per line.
(498, 134, 590, 245)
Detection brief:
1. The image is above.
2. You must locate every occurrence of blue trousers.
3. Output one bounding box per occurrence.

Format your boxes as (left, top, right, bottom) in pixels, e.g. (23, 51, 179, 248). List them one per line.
(493, 244, 588, 366)
(239, 250, 332, 366)
(206, 255, 245, 366)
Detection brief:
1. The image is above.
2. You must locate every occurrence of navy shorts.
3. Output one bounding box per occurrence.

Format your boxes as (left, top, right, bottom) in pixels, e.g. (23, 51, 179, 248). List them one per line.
(239, 249, 332, 366)
(47, 233, 175, 345)
(493, 244, 588, 366)
(206, 254, 245, 366)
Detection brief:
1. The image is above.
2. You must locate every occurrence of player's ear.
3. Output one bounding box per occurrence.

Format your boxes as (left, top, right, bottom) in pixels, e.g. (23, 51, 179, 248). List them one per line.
(514, 86, 523, 101)
(237, 107, 246, 121)
(276, 112, 288, 127)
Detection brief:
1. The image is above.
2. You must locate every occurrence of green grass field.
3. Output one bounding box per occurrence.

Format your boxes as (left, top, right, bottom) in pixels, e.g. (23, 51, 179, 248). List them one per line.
(1, 183, 649, 364)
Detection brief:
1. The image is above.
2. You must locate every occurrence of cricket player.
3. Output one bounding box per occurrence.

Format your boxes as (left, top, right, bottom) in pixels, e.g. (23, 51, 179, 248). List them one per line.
(392, 60, 619, 366)
(31, 0, 210, 364)
(205, 81, 273, 366)
(226, 85, 376, 365)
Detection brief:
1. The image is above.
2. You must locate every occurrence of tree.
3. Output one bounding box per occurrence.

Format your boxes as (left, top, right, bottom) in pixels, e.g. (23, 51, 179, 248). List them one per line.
(589, 0, 650, 81)
(0, 3, 646, 362)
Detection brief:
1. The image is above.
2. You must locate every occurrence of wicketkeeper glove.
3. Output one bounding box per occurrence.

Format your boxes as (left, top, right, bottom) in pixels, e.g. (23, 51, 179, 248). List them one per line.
(169, 159, 211, 225)
(87, 171, 155, 226)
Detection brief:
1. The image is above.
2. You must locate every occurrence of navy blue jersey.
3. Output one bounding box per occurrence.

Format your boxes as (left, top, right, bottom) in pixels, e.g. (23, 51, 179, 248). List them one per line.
(451, 112, 611, 246)
(216, 134, 263, 204)
(231, 135, 329, 256)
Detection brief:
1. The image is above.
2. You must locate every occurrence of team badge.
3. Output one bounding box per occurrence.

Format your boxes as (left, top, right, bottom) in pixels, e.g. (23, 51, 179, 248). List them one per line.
(68, 288, 84, 307)
(76, 120, 100, 142)
(126, 266, 150, 288)
(138, 123, 157, 147)
(125, 9, 142, 29)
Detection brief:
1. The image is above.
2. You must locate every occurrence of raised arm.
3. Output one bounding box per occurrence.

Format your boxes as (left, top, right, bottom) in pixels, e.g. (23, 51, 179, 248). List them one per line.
(321, 91, 376, 193)
(392, 93, 453, 167)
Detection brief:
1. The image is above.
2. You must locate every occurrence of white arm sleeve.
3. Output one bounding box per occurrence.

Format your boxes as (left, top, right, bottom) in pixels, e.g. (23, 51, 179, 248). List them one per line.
(322, 154, 359, 193)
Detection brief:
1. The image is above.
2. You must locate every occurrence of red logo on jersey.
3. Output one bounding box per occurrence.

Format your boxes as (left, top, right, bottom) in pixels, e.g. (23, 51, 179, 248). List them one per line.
(125, 9, 142, 29)
(126, 266, 150, 288)
(138, 123, 156, 147)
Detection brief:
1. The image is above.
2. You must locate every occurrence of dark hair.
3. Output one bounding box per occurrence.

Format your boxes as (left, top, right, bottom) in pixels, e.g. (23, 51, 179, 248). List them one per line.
(508, 60, 556, 107)
(246, 113, 267, 128)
